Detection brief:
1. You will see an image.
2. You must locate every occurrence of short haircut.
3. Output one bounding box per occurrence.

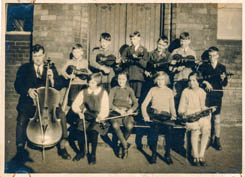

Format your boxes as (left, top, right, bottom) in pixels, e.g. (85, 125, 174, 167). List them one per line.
(32, 44, 45, 54)
(70, 44, 83, 59)
(157, 35, 168, 44)
(208, 46, 219, 53)
(72, 43, 83, 51)
(88, 73, 102, 86)
(117, 70, 129, 80)
(129, 31, 141, 38)
(188, 71, 202, 84)
(153, 71, 170, 85)
(100, 32, 111, 41)
(180, 32, 190, 40)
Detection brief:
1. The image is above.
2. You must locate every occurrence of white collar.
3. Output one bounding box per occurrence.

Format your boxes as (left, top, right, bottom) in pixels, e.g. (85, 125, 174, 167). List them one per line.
(211, 60, 218, 69)
(134, 44, 140, 51)
(87, 86, 102, 95)
(34, 64, 44, 72)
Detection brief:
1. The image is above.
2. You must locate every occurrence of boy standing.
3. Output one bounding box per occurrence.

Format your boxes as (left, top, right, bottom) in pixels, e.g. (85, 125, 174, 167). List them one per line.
(90, 32, 116, 91)
(169, 32, 198, 154)
(121, 31, 149, 102)
(146, 35, 170, 76)
(198, 46, 228, 150)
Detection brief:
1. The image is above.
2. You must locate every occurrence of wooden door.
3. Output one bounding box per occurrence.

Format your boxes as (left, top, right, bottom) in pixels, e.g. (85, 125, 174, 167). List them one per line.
(89, 3, 161, 60)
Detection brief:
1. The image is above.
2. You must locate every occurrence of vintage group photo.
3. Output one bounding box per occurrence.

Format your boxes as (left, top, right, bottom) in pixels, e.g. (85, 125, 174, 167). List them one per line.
(2, 1, 243, 174)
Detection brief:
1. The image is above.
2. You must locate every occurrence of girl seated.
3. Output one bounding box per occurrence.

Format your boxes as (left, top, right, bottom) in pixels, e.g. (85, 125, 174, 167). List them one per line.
(178, 72, 212, 166)
(109, 71, 138, 159)
(141, 71, 176, 165)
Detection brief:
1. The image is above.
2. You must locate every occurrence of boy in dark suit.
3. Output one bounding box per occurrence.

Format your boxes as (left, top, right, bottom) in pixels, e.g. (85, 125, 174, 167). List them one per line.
(198, 46, 228, 150)
(121, 31, 149, 103)
(14, 44, 71, 160)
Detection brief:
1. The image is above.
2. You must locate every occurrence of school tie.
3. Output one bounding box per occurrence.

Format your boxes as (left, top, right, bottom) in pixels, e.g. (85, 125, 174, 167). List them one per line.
(37, 66, 42, 78)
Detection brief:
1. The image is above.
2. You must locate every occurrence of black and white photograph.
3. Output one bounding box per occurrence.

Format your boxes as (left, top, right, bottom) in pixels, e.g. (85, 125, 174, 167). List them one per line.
(1, 0, 243, 175)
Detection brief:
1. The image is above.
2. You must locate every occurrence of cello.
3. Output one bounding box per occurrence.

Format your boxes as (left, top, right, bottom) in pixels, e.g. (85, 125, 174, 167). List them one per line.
(26, 59, 62, 160)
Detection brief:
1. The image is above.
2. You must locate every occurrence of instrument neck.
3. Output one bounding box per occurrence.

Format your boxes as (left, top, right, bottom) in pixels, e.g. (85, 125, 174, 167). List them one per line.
(44, 63, 50, 108)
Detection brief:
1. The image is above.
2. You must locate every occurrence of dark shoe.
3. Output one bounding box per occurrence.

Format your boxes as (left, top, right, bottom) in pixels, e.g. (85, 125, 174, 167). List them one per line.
(213, 137, 222, 151)
(58, 148, 71, 160)
(199, 158, 207, 166)
(149, 153, 157, 164)
(122, 148, 128, 159)
(165, 155, 173, 165)
(192, 158, 199, 166)
(90, 154, 96, 165)
(72, 153, 84, 161)
(206, 138, 213, 150)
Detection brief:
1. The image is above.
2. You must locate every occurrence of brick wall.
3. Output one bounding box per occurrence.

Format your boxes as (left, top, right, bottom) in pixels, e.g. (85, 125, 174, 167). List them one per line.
(5, 34, 32, 156)
(32, 3, 89, 73)
(172, 3, 242, 126)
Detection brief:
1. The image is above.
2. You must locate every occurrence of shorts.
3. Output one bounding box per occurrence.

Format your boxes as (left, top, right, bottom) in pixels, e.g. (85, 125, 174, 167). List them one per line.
(206, 93, 222, 115)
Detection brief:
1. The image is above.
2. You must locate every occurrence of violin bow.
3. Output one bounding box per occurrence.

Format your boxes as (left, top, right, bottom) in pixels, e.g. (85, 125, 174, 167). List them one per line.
(80, 110, 88, 155)
(61, 70, 75, 112)
(36, 94, 46, 161)
(99, 112, 138, 122)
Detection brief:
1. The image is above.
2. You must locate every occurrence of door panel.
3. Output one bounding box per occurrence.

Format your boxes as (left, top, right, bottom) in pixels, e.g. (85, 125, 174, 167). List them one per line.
(89, 3, 161, 60)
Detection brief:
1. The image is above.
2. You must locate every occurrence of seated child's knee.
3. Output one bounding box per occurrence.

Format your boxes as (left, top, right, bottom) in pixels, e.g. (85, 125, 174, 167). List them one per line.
(112, 122, 120, 130)
(125, 122, 134, 130)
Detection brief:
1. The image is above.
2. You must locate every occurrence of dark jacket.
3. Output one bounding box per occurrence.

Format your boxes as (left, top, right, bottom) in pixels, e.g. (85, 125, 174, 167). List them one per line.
(199, 62, 228, 97)
(14, 62, 62, 112)
(121, 45, 149, 81)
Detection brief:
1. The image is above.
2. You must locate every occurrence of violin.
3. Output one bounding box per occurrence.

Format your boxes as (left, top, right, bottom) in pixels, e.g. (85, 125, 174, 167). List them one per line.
(62, 65, 89, 112)
(66, 65, 90, 80)
(26, 59, 62, 155)
(201, 72, 233, 80)
(146, 58, 170, 73)
(96, 53, 117, 67)
(170, 54, 196, 68)
(180, 107, 215, 123)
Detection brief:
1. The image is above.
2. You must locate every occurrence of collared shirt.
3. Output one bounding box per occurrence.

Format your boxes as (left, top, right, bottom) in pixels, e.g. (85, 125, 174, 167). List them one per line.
(34, 64, 44, 78)
(178, 87, 206, 115)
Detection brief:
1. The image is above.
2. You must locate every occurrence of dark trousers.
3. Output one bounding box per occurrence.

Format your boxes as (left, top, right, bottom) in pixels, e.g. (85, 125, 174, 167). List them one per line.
(16, 106, 68, 147)
(149, 123, 173, 157)
(73, 129, 99, 156)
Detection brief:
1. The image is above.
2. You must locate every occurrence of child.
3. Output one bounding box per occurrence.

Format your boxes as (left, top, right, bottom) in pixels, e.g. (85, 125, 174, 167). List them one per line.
(169, 32, 198, 98)
(121, 31, 149, 103)
(198, 46, 228, 151)
(178, 72, 211, 166)
(90, 32, 116, 91)
(109, 71, 138, 159)
(61, 44, 92, 161)
(169, 32, 198, 154)
(146, 35, 170, 76)
(141, 71, 176, 165)
(61, 44, 91, 108)
(72, 73, 109, 164)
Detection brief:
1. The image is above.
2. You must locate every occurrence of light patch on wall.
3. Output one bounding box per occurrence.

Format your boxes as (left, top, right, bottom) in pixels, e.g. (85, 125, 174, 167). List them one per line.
(217, 3, 242, 40)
